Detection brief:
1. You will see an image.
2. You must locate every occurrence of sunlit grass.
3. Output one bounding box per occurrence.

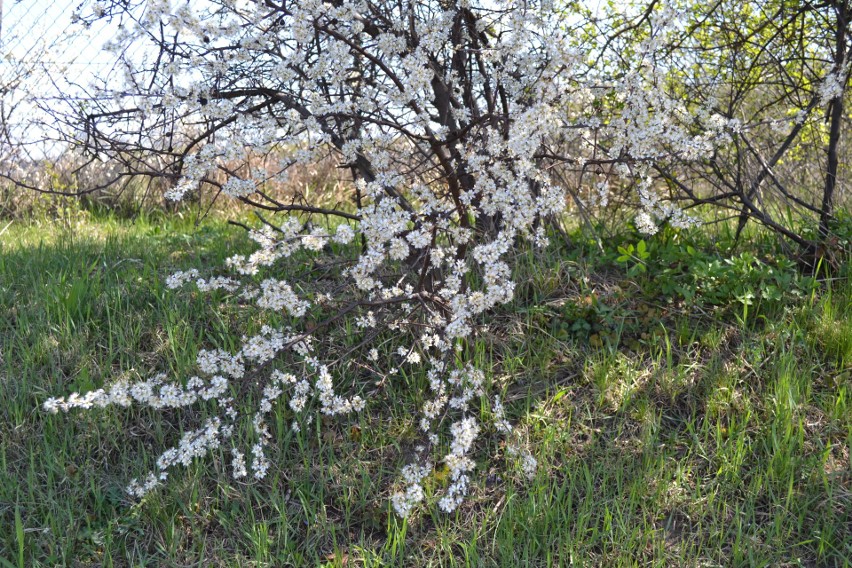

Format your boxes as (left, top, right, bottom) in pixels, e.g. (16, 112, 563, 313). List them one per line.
(0, 212, 849, 566)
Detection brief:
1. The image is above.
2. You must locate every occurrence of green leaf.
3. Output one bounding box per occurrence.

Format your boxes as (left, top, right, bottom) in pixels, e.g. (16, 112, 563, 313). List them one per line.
(15, 506, 23, 568)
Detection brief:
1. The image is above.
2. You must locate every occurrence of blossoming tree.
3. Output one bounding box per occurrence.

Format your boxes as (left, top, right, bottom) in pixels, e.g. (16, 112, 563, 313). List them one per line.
(43, 0, 730, 516)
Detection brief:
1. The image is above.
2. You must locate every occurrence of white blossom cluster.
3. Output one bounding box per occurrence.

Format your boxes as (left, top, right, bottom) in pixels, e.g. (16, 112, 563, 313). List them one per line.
(492, 396, 512, 434)
(390, 363, 516, 517)
(256, 279, 310, 317)
(165, 269, 199, 290)
(507, 443, 538, 481)
(166, 269, 239, 293)
(390, 463, 431, 518)
(437, 416, 480, 513)
(635, 176, 698, 235)
(818, 61, 851, 107)
(44, 316, 369, 496)
(225, 219, 305, 276)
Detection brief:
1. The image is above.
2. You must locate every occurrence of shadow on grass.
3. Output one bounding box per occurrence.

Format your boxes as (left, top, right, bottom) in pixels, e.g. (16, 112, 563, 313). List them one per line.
(0, 219, 849, 567)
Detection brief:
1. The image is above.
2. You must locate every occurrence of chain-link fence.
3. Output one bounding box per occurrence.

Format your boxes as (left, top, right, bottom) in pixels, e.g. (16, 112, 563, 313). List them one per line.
(0, 1, 112, 206)
(2, 1, 106, 149)
(0, 1, 183, 212)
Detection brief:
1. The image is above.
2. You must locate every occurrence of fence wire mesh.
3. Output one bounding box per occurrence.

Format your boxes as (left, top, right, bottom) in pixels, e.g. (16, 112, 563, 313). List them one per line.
(0, 1, 186, 207)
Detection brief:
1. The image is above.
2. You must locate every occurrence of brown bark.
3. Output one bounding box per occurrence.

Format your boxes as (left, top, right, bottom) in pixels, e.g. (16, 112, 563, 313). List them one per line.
(820, 0, 849, 238)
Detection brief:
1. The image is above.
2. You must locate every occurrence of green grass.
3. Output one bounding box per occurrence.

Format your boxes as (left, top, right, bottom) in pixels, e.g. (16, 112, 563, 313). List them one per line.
(0, 213, 849, 566)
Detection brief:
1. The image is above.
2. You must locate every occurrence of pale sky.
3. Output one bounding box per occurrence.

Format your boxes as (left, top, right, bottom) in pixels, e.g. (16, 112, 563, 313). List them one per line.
(1, 0, 117, 82)
(1, 0, 136, 156)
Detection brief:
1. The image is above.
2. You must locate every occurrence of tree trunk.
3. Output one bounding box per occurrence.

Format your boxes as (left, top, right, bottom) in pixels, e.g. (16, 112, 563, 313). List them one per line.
(820, 0, 848, 238)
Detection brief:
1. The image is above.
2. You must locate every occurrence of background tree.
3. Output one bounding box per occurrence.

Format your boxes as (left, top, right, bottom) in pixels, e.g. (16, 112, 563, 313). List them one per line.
(580, 0, 851, 255)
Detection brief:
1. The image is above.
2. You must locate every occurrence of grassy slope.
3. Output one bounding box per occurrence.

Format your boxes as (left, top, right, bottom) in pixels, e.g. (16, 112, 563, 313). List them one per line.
(0, 214, 849, 567)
